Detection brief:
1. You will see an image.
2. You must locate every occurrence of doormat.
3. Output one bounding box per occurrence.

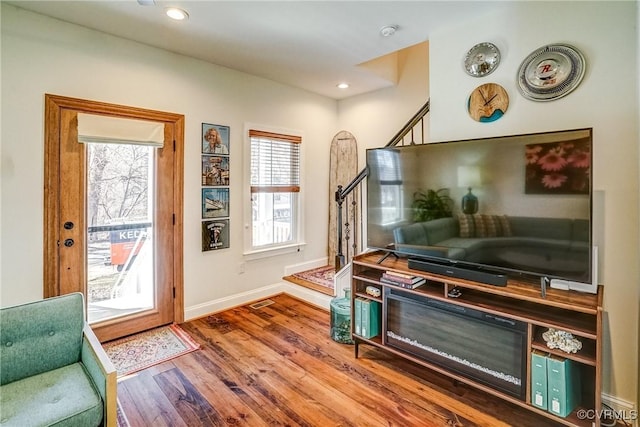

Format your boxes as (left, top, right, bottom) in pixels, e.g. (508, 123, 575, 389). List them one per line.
(104, 324, 200, 377)
(289, 265, 335, 290)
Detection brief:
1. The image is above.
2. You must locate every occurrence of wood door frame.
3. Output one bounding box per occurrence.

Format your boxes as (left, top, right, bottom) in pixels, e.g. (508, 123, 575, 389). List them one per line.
(44, 94, 185, 324)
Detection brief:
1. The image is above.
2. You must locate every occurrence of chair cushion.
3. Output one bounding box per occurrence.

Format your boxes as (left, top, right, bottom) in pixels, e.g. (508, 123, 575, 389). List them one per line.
(0, 362, 103, 427)
(1, 293, 84, 385)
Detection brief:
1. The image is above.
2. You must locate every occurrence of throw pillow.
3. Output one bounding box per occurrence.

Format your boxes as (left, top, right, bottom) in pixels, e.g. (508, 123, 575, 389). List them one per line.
(458, 214, 486, 237)
(474, 215, 488, 238)
(483, 215, 499, 237)
(458, 214, 475, 237)
(497, 215, 513, 237)
(459, 214, 512, 238)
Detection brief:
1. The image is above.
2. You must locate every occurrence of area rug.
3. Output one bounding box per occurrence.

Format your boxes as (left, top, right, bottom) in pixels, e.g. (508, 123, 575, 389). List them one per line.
(104, 324, 199, 377)
(117, 399, 130, 427)
(290, 265, 335, 290)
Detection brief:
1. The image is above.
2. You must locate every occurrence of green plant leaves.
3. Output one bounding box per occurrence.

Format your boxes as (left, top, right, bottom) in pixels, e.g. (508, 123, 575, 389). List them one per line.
(411, 188, 453, 222)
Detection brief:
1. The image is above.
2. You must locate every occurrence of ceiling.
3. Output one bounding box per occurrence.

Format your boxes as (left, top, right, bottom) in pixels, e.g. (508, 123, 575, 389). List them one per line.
(6, 1, 504, 99)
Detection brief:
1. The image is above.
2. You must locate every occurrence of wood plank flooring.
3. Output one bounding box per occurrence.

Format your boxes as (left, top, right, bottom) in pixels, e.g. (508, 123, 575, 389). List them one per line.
(117, 294, 560, 426)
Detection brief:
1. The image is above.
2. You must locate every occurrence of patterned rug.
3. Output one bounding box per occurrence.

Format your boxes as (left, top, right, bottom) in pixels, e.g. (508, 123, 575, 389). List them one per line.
(104, 324, 199, 377)
(290, 265, 335, 290)
(117, 399, 130, 427)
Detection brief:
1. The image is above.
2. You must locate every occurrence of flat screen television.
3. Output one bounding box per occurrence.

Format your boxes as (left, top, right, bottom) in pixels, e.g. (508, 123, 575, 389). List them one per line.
(366, 128, 593, 284)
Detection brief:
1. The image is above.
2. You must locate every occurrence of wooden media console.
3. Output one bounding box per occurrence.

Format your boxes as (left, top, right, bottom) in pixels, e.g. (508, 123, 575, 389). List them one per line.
(351, 251, 603, 427)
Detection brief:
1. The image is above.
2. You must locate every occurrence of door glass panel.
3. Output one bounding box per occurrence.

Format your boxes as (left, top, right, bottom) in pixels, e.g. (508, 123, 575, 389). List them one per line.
(86, 142, 156, 323)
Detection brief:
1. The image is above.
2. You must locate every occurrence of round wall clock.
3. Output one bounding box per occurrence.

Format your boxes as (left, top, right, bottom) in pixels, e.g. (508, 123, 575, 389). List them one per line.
(468, 83, 509, 122)
(517, 44, 586, 101)
(463, 42, 501, 77)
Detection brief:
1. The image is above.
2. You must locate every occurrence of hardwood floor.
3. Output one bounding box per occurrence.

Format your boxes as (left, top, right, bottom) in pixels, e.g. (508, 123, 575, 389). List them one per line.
(118, 294, 559, 426)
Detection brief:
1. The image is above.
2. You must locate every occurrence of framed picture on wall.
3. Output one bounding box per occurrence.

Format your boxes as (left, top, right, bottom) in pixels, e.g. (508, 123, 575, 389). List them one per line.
(201, 155, 230, 186)
(201, 123, 230, 251)
(202, 219, 230, 251)
(202, 123, 230, 155)
(202, 188, 229, 218)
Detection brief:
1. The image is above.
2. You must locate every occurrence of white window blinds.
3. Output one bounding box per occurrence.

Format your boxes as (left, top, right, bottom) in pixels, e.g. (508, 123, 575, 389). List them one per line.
(250, 130, 301, 193)
(372, 149, 402, 184)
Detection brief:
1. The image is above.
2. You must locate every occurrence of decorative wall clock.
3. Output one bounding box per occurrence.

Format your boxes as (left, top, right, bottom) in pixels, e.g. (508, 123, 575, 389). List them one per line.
(468, 83, 509, 122)
(517, 44, 586, 101)
(463, 42, 501, 77)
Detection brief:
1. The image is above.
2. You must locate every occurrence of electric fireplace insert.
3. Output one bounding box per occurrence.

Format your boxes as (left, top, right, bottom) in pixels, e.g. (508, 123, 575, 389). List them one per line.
(384, 288, 527, 400)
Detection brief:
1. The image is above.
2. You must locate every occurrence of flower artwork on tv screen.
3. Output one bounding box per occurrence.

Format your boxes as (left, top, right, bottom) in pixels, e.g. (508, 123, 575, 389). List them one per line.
(525, 139, 590, 194)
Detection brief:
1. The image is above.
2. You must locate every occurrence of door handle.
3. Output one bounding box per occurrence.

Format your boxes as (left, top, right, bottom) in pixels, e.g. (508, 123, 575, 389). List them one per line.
(64, 238, 75, 247)
(63, 221, 74, 230)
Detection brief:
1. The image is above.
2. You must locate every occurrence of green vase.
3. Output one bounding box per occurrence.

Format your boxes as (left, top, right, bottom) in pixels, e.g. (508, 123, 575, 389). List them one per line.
(330, 289, 354, 344)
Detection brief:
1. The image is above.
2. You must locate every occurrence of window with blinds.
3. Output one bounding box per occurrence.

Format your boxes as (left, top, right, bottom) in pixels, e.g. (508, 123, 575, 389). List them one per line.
(370, 150, 403, 225)
(249, 129, 301, 248)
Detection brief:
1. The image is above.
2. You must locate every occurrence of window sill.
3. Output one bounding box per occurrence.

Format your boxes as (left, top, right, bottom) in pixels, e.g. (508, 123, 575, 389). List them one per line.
(243, 242, 306, 261)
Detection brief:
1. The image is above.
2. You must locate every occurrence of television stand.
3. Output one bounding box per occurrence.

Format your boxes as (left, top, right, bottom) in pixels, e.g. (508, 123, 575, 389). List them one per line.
(351, 251, 603, 427)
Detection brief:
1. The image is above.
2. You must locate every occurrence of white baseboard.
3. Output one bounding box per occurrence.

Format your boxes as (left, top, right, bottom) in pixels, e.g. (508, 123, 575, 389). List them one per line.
(184, 283, 286, 320)
(280, 281, 332, 311)
(602, 393, 638, 426)
(283, 257, 329, 276)
(184, 280, 332, 321)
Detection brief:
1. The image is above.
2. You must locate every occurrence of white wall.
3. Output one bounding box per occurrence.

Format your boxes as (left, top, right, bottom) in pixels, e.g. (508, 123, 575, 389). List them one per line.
(0, 5, 337, 314)
(429, 1, 638, 408)
(338, 42, 430, 167)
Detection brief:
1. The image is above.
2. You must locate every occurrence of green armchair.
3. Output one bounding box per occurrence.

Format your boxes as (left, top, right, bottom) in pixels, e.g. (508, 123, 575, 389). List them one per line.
(0, 293, 116, 426)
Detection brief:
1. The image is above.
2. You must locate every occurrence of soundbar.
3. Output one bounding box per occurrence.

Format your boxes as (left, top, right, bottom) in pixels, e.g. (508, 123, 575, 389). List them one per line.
(408, 258, 508, 287)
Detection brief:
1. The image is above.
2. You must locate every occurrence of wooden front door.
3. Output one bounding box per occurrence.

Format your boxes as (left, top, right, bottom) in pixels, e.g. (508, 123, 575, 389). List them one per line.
(44, 94, 184, 342)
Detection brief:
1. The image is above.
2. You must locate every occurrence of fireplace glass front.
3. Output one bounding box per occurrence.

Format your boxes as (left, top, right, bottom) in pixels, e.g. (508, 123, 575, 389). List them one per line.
(385, 288, 527, 400)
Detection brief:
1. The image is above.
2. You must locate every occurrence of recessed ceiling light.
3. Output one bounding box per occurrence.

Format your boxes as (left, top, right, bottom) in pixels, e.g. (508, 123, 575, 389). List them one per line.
(380, 25, 399, 37)
(337, 83, 350, 89)
(165, 7, 189, 20)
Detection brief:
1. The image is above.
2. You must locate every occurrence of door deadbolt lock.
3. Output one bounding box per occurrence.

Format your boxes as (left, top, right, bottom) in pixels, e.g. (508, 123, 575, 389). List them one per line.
(63, 221, 74, 230)
(63, 238, 74, 247)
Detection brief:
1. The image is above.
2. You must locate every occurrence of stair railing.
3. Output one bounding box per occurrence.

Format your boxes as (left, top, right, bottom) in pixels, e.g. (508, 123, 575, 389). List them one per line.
(334, 100, 430, 270)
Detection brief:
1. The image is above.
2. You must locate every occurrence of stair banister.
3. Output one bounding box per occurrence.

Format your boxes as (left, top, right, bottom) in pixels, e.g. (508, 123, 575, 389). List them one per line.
(385, 100, 430, 148)
(334, 168, 367, 269)
(334, 100, 430, 270)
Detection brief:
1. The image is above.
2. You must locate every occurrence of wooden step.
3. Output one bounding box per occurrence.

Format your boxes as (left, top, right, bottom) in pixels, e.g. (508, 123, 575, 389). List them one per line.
(283, 274, 334, 296)
(283, 265, 335, 296)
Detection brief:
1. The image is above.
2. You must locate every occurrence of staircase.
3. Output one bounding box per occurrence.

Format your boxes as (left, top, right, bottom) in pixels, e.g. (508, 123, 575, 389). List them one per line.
(334, 100, 431, 270)
(284, 100, 430, 295)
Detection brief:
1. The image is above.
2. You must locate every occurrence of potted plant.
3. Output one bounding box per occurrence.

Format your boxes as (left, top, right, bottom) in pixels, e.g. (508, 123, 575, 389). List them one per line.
(411, 188, 453, 222)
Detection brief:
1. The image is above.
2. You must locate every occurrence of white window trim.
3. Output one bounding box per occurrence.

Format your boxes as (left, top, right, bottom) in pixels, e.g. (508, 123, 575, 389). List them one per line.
(242, 242, 307, 261)
(243, 122, 305, 258)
